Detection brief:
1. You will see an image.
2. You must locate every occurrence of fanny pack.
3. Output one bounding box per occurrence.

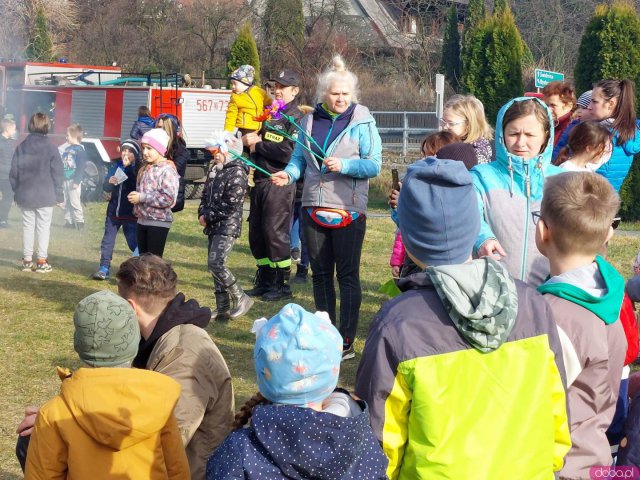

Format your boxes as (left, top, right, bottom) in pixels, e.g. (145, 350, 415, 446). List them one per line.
(307, 207, 361, 228)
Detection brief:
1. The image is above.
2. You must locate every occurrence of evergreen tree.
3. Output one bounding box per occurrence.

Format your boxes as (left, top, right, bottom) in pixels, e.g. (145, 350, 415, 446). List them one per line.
(574, 1, 640, 98)
(262, 0, 305, 77)
(440, 6, 462, 92)
(461, 0, 486, 90)
(26, 7, 53, 62)
(574, 1, 640, 219)
(462, 8, 525, 121)
(227, 22, 261, 84)
(493, 0, 509, 16)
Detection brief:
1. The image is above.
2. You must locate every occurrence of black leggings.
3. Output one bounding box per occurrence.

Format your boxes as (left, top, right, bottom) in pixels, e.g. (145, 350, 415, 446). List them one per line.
(137, 224, 170, 257)
(302, 210, 366, 344)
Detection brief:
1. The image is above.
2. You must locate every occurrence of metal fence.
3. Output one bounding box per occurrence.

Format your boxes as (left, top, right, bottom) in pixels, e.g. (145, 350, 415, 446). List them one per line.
(372, 111, 439, 156)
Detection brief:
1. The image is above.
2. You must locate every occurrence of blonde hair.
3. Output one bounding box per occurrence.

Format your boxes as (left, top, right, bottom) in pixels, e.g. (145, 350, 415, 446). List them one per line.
(444, 95, 493, 143)
(66, 123, 83, 142)
(315, 55, 359, 104)
(541, 172, 619, 255)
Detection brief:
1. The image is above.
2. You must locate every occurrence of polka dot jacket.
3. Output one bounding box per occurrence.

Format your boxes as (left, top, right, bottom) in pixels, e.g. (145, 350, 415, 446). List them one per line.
(206, 391, 388, 479)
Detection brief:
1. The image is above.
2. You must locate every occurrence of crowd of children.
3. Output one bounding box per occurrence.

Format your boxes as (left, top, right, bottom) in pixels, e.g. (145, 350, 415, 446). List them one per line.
(7, 68, 640, 479)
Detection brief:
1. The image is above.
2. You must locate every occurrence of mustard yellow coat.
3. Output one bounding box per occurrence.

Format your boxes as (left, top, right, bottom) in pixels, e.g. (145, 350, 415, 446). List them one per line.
(224, 86, 272, 132)
(25, 367, 190, 480)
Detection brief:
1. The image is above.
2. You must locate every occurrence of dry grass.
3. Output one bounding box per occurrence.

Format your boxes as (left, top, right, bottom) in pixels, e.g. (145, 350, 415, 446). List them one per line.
(0, 199, 637, 478)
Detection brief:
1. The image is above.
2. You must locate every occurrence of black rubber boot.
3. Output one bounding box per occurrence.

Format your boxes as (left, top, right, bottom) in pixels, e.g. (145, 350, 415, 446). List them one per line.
(228, 282, 254, 318)
(213, 291, 231, 322)
(262, 267, 293, 301)
(246, 265, 275, 297)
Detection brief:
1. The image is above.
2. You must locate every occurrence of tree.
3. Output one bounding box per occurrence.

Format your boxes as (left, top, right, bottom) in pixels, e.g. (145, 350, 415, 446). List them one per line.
(261, 0, 305, 79)
(462, 7, 525, 121)
(493, 0, 508, 16)
(227, 22, 261, 84)
(461, 0, 486, 90)
(440, 6, 462, 92)
(574, 1, 640, 98)
(26, 7, 54, 61)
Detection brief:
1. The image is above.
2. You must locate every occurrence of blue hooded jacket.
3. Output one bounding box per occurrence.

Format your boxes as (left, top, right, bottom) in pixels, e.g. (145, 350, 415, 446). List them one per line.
(206, 396, 388, 480)
(471, 97, 562, 286)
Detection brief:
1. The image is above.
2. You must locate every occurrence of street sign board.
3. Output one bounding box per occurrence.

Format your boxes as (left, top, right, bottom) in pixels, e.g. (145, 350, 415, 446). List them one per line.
(535, 69, 565, 89)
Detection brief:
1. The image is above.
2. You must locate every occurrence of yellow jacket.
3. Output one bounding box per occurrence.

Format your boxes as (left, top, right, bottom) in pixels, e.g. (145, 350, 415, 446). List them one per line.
(224, 86, 271, 132)
(25, 367, 190, 480)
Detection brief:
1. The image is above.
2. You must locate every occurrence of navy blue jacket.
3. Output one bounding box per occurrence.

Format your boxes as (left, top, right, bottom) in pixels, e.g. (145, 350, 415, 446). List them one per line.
(103, 160, 137, 220)
(310, 103, 356, 167)
(206, 397, 388, 480)
(129, 116, 155, 141)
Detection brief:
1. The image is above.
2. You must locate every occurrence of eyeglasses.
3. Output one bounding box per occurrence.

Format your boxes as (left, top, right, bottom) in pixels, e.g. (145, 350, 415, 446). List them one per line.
(612, 217, 621, 230)
(531, 210, 542, 225)
(439, 118, 466, 129)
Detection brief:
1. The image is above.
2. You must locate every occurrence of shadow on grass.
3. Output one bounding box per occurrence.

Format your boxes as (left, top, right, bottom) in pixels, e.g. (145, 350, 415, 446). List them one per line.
(0, 470, 22, 480)
(0, 276, 97, 311)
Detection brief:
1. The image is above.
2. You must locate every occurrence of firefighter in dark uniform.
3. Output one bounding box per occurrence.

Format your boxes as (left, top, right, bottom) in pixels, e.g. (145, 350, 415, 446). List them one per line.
(242, 70, 304, 301)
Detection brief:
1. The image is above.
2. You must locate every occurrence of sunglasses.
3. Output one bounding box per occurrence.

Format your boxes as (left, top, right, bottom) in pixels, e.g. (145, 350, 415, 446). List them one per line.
(438, 118, 466, 129)
(532, 211, 622, 230)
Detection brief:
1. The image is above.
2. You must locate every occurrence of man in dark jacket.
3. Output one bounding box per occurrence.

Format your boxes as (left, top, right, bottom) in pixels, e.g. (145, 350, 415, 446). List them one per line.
(243, 69, 304, 301)
(0, 116, 16, 227)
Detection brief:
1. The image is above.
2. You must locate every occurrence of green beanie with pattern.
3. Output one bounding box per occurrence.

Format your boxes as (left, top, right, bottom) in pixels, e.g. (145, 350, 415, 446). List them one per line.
(73, 290, 140, 367)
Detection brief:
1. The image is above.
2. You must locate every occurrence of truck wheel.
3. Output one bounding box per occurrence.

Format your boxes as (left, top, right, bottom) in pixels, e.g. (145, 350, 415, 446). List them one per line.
(82, 159, 106, 202)
(185, 183, 204, 200)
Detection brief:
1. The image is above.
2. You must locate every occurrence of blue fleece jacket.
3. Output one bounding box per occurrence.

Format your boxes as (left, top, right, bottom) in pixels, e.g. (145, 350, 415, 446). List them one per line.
(471, 97, 563, 286)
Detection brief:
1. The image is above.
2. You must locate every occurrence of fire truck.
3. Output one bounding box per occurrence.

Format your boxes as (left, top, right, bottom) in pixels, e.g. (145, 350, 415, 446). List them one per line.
(0, 61, 232, 200)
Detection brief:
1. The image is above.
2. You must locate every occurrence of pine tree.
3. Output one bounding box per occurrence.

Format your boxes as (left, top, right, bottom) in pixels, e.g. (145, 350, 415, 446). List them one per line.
(440, 6, 462, 92)
(462, 8, 525, 121)
(26, 7, 53, 62)
(262, 0, 305, 77)
(493, 0, 509, 16)
(574, 1, 640, 219)
(461, 0, 486, 91)
(227, 22, 261, 84)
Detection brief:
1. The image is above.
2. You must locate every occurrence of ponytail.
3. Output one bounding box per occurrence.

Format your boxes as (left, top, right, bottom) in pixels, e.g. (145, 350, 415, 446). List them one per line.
(233, 392, 271, 429)
(595, 79, 637, 144)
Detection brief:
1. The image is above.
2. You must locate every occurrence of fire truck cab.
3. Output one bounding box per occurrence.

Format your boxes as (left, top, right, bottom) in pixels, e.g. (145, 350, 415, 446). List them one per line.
(0, 61, 231, 200)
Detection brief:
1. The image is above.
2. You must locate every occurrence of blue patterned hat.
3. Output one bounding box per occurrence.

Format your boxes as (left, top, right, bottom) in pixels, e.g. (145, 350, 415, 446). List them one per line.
(254, 304, 343, 405)
(230, 65, 255, 86)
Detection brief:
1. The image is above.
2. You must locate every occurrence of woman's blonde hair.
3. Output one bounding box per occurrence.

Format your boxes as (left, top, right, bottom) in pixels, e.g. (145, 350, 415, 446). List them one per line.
(444, 95, 494, 143)
(315, 55, 359, 104)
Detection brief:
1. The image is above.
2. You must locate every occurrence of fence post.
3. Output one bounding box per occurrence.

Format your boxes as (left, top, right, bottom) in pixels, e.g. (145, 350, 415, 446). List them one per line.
(403, 112, 409, 157)
(435, 74, 445, 123)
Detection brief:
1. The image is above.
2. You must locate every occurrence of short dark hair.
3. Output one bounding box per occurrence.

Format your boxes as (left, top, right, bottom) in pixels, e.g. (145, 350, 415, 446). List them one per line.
(116, 254, 177, 311)
(138, 105, 151, 117)
(28, 112, 50, 134)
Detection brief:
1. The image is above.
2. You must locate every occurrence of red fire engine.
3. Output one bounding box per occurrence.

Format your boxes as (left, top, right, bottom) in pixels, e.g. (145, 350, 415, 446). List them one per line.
(0, 61, 231, 200)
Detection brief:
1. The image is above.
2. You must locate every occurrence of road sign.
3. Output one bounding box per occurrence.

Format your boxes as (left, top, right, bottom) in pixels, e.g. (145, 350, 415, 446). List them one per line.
(535, 69, 565, 89)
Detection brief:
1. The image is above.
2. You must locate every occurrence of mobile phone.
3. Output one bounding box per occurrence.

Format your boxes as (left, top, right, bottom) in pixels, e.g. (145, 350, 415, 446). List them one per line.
(391, 168, 400, 191)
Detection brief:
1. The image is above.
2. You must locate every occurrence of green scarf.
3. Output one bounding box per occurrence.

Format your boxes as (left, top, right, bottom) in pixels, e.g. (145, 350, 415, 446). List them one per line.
(537, 256, 624, 325)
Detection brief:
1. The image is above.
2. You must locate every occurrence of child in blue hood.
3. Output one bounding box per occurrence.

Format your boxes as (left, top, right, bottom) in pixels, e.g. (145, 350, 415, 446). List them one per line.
(471, 97, 562, 285)
(206, 303, 388, 480)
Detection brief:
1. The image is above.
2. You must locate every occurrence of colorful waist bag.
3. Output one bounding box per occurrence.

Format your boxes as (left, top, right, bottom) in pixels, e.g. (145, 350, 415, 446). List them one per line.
(307, 207, 361, 228)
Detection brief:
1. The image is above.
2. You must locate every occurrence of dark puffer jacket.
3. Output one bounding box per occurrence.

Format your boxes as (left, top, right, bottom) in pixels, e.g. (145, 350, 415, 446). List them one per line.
(103, 160, 137, 220)
(10, 133, 64, 209)
(198, 159, 248, 238)
(206, 394, 388, 480)
(168, 138, 189, 213)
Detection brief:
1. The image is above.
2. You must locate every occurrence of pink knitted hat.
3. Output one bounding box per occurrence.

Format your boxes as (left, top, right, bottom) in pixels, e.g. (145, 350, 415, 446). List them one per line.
(140, 128, 170, 157)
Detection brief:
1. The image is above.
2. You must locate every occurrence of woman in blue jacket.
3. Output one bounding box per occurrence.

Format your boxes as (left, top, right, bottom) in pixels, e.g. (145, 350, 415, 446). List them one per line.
(272, 55, 382, 360)
(588, 79, 640, 192)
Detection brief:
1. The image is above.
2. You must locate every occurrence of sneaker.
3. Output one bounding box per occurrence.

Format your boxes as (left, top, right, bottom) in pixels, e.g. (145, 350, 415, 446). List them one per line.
(291, 266, 308, 284)
(291, 247, 301, 264)
(35, 261, 52, 273)
(76, 222, 84, 230)
(63, 222, 75, 229)
(22, 261, 34, 272)
(91, 267, 109, 280)
(341, 341, 355, 361)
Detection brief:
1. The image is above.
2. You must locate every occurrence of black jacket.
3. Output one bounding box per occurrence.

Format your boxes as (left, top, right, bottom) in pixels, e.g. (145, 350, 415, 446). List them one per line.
(169, 138, 189, 212)
(252, 99, 304, 182)
(10, 133, 64, 208)
(198, 159, 248, 238)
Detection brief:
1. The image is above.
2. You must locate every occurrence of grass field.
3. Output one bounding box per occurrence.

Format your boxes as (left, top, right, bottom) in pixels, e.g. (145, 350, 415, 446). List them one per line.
(0, 194, 638, 478)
